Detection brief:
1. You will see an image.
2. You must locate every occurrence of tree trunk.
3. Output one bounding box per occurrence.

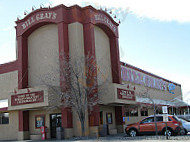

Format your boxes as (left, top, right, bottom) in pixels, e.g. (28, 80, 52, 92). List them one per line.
(81, 119, 85, 136)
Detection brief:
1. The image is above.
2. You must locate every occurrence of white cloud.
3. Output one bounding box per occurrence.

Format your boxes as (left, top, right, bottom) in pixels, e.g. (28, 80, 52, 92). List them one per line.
(48, 0, 190, 23)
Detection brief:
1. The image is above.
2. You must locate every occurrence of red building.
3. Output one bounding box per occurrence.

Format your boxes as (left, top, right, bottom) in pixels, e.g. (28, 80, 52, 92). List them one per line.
(0, 4, 185, 140)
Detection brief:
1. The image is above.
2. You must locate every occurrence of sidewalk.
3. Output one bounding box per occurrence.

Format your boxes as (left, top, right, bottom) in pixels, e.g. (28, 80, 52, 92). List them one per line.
(6, 133, 190, 142)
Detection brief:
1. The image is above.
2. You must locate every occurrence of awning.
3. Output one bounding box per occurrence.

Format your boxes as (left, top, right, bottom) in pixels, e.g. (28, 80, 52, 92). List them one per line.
(136, 97, 189, 107)
(170, 98, 189, 107)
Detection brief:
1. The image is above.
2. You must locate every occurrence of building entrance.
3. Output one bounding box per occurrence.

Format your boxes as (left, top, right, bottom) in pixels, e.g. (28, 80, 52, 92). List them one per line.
(50, 113, 62, 138)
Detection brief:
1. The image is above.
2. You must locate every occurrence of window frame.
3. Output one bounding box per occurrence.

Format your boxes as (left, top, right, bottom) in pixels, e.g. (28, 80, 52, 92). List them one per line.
(125, 107, 138, 117)
(140, 108, 148, 116)
(0, 112, 9, 124)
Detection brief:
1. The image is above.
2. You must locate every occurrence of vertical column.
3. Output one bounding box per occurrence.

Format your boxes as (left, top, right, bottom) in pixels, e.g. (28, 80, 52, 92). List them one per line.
(115, 106, 125, 133)
(58, 22, 73, 132)
(110, 37, 121, 84)
(18, 110, 29, 140)
(58, 22, 70, 91)
(61, 107, 73, 128)
(17, 36, 28, 89)
(83, 23, 99, 128)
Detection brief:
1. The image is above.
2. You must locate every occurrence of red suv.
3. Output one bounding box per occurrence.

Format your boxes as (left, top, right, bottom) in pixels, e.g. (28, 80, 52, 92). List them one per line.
(125, 115, 182, 137)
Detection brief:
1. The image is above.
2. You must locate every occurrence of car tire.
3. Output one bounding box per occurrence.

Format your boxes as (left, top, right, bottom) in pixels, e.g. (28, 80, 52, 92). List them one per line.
(184, 129, 188, 135)
(164, 128, 173, 137)
(129, 129, 137, 137)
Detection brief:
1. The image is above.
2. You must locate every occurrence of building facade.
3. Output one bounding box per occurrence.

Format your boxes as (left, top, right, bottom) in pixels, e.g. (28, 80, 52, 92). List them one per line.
(0, 4, 185, 140)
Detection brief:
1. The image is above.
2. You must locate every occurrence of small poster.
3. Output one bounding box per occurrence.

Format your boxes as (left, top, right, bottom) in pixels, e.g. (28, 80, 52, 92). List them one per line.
(35, 115, 45, 128)
(106, 113, 112, 124)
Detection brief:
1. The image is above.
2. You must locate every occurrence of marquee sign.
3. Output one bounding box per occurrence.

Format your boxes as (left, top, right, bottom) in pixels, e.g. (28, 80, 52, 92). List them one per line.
(11, 91, 44, 106)
(121, 66, 167, 91)
(117, 88, 135, 101)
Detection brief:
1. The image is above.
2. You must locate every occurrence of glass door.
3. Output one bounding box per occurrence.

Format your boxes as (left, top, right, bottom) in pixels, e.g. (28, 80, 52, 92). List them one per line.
(50, 113, 62, 138)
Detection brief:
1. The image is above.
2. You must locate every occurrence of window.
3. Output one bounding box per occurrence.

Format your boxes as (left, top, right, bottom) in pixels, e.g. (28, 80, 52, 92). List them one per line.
(156, 109, 162, 114)
(141, 117, 154, 124)
(0, 112, 9, 124)
(141, 108, 148, 116)
(125, 107, 138, 117)
(156, 116, 163, 122)
(35, 115, 45, 128)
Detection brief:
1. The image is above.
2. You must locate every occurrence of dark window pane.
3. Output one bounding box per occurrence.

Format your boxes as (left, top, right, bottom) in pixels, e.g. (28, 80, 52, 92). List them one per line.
(100, 111, 103, 125)
(156, 116, 163, 122)
(0, 113, 9, 124)
(141, 108, 148, 116)
(125, 111, 129, 117)
(142, 117, 154, 123)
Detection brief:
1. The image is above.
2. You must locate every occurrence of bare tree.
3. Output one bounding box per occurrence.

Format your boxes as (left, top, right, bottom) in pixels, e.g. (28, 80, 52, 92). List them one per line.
(136, 88, 159, 137)
(43, 54, 107, 136)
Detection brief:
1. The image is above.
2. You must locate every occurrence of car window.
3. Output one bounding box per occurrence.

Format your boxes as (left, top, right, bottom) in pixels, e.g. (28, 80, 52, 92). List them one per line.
(156, 116, 163, 122)
(141, 117, 154, 123)
(168, 117, 172, 121)
(173, 116, 180, 122)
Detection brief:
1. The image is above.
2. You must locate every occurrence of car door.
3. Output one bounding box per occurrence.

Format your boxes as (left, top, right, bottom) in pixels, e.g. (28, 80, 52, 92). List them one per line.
(139, 117, 155, 133)
(156, 116, 165, 132)
(181, 120, 190, 132)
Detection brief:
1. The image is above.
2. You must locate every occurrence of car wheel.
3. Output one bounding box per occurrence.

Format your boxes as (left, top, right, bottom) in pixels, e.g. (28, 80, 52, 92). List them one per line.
(164, 129, 173, 137)
(180, 129, 185, 135)
(184, 129, 188, 135)
(129, 129, 137, 137)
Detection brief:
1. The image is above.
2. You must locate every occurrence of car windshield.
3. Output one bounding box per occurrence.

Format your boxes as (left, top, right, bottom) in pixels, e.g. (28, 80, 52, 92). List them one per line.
(181, 119, 187, 123)
(178, 117, 189, 123)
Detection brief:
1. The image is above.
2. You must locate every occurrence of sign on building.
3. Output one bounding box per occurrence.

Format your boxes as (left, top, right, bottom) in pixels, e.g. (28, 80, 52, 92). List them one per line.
(11, 91, 44, 106)
(117, 88, 135, 101)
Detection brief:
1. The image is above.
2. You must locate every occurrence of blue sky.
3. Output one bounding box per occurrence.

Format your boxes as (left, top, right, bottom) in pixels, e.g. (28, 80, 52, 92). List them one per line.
(0, 0, 190, 101)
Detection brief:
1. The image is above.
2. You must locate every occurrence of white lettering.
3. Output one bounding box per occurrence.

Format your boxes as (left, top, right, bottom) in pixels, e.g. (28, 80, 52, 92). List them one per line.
(22, 24, 26, 29)
(36, 14, 40, 21)
(52, 12, 57, 20)
(94, 14, 117, 33)
(121, 66, 168, 91)
(22, 12, 57, 30)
